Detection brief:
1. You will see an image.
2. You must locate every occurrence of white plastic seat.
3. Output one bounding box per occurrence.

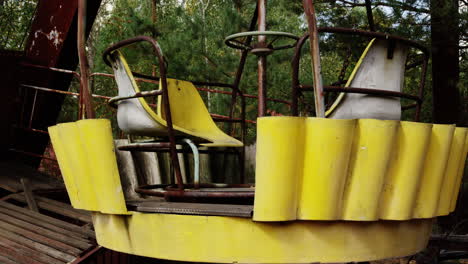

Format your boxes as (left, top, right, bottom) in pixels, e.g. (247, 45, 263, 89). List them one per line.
(328, 39, 409, 120)
(109, 51, 243, 147)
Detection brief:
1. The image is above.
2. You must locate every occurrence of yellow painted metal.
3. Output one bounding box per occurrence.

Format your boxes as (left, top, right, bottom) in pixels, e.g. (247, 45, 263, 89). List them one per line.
(52, 122, 99, 211)
(414, 124, 456, 218)
(342, 119, 399, 221)
(254, 117, 466, 221)
(48, 125, 82, 208)
(117, 51, 242, 147)
(438, 127, 468, 215)
(450, 131, 468, 211)
(380, 121, 433, 220)
(48, 119, 128, 214)
(92, 211, 432, 263)
(253, 117, 306, 221)
(298, 118, 356, 220)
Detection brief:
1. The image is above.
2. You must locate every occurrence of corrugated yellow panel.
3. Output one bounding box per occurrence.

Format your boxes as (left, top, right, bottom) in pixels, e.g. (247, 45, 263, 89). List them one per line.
(437, 127, 468, 215)
(342, 119, 398, 221)
(253, 117, 306, 221)
(92, 212, 433, 263)
(298, 118, 356, 220)
(449, 134, 468, 212)
(379, 121, 432, 220)
(49, 119, 128, 214)
(413, 124, 455, 218)
(77, 119, 128, 214)
(55, 122, 99, 211)
(48, 125, 81, 208)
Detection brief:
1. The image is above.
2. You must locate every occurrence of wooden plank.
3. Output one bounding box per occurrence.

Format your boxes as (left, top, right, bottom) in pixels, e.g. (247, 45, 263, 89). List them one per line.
(0, 220, 82, 256)
(9, 194, 92, 223)
(0, 201, 95, 238)
(0, 237, 64, 264)
(0, 230, 74, 262)
(0, 211, 93, 250)
(0, 254, 18, 264)
(21, 178, 39, 212)
(0, 206, 90, 241)
(0, 245, 47, 264)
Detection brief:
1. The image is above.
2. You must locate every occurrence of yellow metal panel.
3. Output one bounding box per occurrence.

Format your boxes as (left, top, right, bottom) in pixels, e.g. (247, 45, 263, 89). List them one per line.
(77, 119, 128, 214)
(48, 125, 81, 208)
(55, 122, 99, 211)
(413, 124, 456, 218)
(298, 118, 356, 220)
(92, 212, 432, 263)
(437, 127, 468, 215)
(158, 79, 243, 147)
(49, 119, 128, 214)
(449, 133, 468, 212)
(253, 117, 305, 221)
(342, 119, 399, 221)
(380, 121, 432, 220)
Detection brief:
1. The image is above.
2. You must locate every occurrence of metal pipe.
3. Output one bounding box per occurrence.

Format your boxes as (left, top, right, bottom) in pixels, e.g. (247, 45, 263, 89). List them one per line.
(291, 35, 309, 115)
(20, 63, 81, 79)
(365, 0, 375, 32)
(21, 84, 112, 100)
(29, 90, 38, 129)
(257, 0, 267, 117)
(182, 139, 200, 189)
(77, 0, 95, 119)
(302, 0, 325, 117)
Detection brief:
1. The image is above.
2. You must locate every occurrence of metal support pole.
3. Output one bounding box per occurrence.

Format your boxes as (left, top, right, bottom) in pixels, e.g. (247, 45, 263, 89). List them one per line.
(257, 0, 267, 117)
(302, 0, 325, 117)
(365, 0, 375, 32)
(77, 0, 95, 119)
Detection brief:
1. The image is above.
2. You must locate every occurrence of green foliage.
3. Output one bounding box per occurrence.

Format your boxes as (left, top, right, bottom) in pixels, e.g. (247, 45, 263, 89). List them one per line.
(58, 0, 466, 138)
(0, 0, 38, 50)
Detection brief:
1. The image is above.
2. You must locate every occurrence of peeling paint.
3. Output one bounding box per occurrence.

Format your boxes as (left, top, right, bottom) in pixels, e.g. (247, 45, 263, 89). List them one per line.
(33, 27, 63, 49)
(47, 27, 63, 48)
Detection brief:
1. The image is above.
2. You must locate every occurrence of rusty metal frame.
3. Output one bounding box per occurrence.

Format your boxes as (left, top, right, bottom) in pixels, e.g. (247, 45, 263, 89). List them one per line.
(135, 183, 254, 201)
(291, 27, 429, 121)
(102, 36, 185, 190)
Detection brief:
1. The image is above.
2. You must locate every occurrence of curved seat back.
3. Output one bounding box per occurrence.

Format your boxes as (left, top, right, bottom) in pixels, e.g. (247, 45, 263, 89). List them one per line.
(109, 51, 243, 147)
(328, 39, 409, 120)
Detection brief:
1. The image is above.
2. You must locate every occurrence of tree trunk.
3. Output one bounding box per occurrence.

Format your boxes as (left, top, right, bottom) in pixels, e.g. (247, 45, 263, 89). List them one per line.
(431, 0, 460, 124)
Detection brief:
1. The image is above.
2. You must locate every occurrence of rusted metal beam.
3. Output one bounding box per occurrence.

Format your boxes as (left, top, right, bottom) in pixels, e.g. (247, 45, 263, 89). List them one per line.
(302, 0, 325, 117)
(365, 0, 375, 31)
(257, 0, 267, 117)
(77, 0, 95, 119)
(11, 0, 102, 166)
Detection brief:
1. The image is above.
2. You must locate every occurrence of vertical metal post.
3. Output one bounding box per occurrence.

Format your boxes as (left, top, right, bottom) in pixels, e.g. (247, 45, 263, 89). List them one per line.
(415, 54, 429, 122)
(77, 0, 95, 119)
(29, 90, 38, 129)
(257, 0, 267, 117)
(365, 0, 375, 32)
(302, 0, 325, 117)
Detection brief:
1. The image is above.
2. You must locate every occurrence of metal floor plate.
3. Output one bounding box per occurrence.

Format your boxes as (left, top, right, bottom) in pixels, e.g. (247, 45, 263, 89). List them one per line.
(127, 199, 253, 218)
